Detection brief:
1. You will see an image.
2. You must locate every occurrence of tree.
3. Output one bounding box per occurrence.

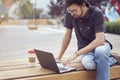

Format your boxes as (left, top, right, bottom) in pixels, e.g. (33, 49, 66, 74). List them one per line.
(48, 0, 65, 28)
(34, 8, 43, 19)
(0, 1, 8, 24)
(13, 0, 42, 19)
(0, 1, 7, 16)
(48, 0, 64, 18)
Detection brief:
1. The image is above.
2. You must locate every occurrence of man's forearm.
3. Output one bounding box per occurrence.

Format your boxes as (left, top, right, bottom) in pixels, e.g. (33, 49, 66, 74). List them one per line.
(58, 35, 71, 59)
(77, 32, 105, 55)
(57, 29, 72, 59)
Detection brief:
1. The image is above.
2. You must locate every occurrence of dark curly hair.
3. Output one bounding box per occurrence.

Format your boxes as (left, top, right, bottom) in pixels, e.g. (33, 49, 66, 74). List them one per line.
(65, 0, 89, 8)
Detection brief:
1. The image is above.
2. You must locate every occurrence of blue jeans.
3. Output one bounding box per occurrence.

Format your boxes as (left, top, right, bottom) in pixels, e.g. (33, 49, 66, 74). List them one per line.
(81, 43, 117, 80)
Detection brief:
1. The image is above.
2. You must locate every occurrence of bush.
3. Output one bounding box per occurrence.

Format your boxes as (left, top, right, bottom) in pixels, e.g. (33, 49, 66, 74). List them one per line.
(105, 21, 120, 35)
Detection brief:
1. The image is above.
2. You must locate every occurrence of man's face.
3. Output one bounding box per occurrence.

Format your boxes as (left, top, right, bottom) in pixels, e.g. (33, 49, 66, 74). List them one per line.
(67, 4, 83, 18)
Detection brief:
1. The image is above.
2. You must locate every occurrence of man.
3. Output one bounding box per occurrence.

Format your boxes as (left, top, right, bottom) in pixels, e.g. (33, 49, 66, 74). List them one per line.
(56, 0, 120, 80)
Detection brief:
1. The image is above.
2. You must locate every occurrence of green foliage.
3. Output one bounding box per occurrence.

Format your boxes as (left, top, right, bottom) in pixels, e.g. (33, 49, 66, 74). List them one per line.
(0, 2, 8, 21)
(48, 0, 64, 18)
(14, 0, 42, 19)
(105, 22, 120, 35)
(33, 8, 42, 19)
(17, 0, 33, 19)
(0, 1, 7, 15)
(14, 0, 20, 2)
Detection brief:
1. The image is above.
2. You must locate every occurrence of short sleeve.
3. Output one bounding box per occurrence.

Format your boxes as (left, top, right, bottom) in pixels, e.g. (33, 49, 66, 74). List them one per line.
(93, 11, 105, 33)
(64, 12, 73, 29)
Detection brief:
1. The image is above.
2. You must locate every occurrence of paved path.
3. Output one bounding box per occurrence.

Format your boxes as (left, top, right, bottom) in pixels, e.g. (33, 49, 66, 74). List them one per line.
(0, 25, 120, 61)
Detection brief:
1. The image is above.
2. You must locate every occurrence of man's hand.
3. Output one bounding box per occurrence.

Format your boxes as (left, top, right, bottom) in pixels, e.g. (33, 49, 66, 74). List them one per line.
(62, 53, 79, 66)
(55, 58, 61, 63)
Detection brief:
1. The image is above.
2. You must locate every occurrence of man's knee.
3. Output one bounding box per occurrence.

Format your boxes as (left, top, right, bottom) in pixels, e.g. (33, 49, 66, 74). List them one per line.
(81, 55, 96, 70)
(94, 46, 108, 58)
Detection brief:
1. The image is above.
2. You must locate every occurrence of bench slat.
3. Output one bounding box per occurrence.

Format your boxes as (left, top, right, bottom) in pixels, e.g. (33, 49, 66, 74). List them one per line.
(0, 67, 55, 80)
(0, 62, 83, 80)
(17, 66, 120, 80)
(0, 59, 120, 80)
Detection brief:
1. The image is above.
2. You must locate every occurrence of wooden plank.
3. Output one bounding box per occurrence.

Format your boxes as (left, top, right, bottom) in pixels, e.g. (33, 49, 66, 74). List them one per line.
(0, 64, 33, 71)
(17, 71, 96, 80)
(110, 66, 120, 79)
(0, 55, 78, 67)
(0, 61, 83, 80)
(0, 58, 120, 80)
(0, 67, 55, 80)
(0, 58, 84, 71)
(0, 64, 118, 80)
(0, 59, 40, 71)
(17, 66, 120, 80)
(0, 59, 28, 67)
(0, 58, 39, 66)
(0, 59, 30, 71)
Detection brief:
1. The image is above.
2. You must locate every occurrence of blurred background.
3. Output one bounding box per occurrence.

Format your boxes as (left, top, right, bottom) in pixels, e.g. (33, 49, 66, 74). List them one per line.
(0, 0, 120, 61)
(0, 0, 120, 24)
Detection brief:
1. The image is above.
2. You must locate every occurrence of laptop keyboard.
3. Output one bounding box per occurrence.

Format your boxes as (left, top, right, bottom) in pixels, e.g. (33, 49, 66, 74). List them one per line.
(58, 67, 68, 71)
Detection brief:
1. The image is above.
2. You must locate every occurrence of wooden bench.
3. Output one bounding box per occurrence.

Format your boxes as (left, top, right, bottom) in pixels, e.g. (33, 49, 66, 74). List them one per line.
(0, 58, 120, 80)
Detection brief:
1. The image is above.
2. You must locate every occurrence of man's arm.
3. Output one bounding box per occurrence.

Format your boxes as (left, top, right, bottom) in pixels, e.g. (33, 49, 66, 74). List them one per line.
(77, 32, 105, 55)
(62, 32, 105, 65)
(56, 28, 72, 60)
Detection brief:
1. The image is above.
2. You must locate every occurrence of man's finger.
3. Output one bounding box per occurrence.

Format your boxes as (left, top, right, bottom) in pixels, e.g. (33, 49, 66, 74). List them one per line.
(61, 60, 68, 66)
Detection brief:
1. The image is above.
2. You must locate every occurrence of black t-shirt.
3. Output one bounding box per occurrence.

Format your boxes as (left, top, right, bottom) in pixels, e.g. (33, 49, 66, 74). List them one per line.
(64, 5, 105, 50)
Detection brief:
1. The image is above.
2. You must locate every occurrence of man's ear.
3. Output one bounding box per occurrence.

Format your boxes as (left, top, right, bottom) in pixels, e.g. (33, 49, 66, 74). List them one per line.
(81, 2, 86, 7)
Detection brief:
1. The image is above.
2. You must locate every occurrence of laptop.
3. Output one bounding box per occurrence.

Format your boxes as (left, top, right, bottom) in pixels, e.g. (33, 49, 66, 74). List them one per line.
(34, 49, 76, 73)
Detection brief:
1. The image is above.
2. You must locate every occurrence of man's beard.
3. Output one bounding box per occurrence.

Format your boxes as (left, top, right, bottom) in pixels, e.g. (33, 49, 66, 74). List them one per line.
(73, 12, 83, 18)
(73, 15, 79, 18)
